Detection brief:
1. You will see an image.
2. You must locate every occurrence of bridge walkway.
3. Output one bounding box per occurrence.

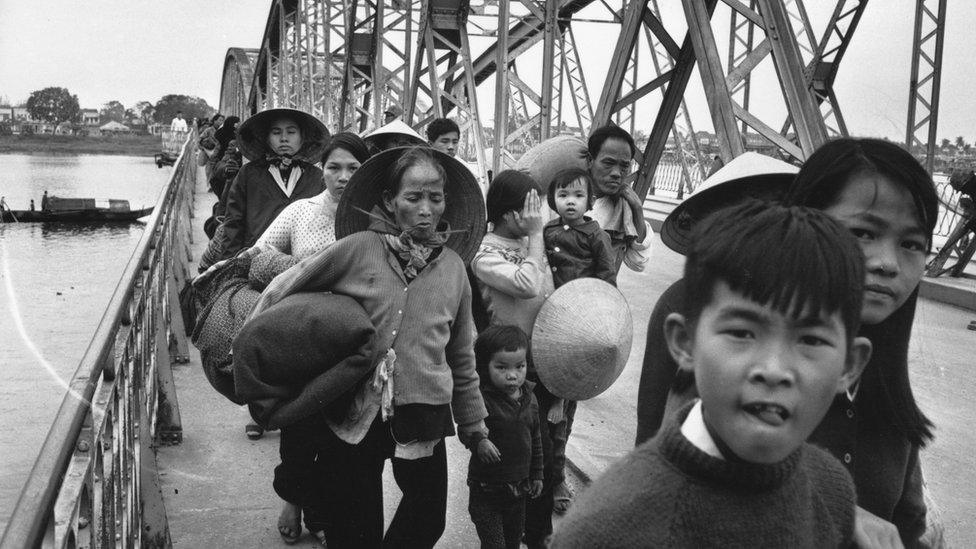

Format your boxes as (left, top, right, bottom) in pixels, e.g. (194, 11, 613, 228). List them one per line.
(157, 168, 487, 547)
(158, 169, 976, 547)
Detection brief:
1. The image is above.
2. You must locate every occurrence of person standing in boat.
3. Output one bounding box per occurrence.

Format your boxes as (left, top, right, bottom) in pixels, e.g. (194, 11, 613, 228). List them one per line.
(41, 191, 49, 212)
(200, 108, 329, 270)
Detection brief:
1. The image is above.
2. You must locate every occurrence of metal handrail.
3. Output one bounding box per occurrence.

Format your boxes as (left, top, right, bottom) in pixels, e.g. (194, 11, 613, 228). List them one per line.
(1, 134, 196, 549)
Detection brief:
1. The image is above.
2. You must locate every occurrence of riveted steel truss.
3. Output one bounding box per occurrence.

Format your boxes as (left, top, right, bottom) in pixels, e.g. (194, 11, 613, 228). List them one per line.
(404, 0, 490, 173)
(218, 0, 950, 193)
(906, 0, 947, 173)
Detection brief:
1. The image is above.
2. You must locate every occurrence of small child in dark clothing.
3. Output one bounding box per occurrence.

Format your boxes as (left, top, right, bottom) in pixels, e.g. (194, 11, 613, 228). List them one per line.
(463, 325, 544, 549)
(542, 167, 616, 516)
(552, 201, 873, 548)
(544, 168, 617, 289)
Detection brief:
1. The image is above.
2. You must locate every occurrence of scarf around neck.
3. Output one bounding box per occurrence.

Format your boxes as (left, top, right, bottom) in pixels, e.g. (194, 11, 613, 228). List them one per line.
(264, 153, 297, 168)
(361, 206, 454, 280)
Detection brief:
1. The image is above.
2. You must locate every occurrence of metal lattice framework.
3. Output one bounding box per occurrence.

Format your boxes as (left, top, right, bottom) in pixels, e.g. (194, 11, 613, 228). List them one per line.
(217, 0, 949, 198)
(906, 0, 947, 173)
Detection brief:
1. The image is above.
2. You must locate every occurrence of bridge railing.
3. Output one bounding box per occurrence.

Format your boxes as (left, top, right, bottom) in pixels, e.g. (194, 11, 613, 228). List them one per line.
(0, 134, 197, 549)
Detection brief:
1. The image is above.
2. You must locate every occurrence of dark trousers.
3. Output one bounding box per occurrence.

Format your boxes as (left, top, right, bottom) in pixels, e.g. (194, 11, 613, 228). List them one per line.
(523, 381, 571, 545)
(468, 483, 527, 549)
(273, 414, 332, 532)
(318, 418, 448, 549)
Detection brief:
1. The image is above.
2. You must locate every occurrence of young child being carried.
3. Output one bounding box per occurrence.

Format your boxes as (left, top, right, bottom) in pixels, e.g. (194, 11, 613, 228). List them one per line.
(541, 167, 617, 512)
(462, 325, 544, 549)
(544, 167, 617, 289)
(552, 200, 873, 548)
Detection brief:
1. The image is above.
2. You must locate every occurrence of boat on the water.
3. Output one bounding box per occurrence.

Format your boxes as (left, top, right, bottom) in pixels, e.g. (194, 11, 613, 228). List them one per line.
(0, 196, 154, 223)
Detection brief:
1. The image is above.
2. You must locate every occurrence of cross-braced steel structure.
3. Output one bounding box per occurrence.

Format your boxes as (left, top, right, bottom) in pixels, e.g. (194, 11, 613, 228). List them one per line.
(218, 0, 949, 202)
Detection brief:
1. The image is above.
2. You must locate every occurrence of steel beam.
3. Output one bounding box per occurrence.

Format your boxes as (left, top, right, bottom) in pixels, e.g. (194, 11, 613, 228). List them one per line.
(906, 0, 947, 173)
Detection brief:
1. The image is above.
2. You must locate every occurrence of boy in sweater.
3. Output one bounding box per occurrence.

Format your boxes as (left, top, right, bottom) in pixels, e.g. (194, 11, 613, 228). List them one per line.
(463, 325, 544, 548)
(552, 200, 873, 548)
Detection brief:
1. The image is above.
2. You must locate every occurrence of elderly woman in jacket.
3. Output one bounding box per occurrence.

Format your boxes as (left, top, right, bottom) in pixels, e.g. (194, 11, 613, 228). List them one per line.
(251, 146, 489, 548)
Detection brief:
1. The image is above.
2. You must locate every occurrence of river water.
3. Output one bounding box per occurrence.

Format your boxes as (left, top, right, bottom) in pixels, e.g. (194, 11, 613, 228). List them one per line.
(0, 153, 170, 531)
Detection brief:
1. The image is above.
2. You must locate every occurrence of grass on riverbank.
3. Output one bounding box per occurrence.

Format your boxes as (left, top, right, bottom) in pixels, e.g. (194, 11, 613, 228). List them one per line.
(0, 134, 163, 156)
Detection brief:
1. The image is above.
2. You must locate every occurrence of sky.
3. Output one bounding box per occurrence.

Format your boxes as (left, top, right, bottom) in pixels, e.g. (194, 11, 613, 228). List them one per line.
(1, 1, 974, 143)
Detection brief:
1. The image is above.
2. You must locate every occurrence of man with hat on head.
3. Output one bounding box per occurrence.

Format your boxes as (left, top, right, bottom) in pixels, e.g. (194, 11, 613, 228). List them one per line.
(634, 152, 798, 445)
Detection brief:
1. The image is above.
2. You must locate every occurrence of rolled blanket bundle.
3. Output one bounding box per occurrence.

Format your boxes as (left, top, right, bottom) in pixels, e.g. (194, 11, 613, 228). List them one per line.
(233, 292, 376, 430)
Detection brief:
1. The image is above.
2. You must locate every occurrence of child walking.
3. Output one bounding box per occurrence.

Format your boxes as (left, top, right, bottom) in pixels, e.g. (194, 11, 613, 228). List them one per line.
(553, 200, 872, 547)
(544, 168, 617, 289)
(470, 170, 560, 547)
(463, 325, 544, 549)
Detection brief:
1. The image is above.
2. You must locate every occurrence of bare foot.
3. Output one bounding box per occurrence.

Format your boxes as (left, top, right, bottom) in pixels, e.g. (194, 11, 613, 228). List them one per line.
(277, 501, 301, 544)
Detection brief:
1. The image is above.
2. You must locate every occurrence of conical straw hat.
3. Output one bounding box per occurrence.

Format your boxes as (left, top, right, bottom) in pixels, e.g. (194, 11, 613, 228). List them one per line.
(661, 152, 797, 255)
(531, 278, 633, 400)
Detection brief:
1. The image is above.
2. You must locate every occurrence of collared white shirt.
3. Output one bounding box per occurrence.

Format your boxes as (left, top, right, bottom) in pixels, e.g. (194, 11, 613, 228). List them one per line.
(680, 399, 724, 460)
(267, 165, 303, 198)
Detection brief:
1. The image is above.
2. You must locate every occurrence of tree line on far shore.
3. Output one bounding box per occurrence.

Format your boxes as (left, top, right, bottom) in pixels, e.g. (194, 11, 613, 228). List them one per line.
(4, 86, 215, 132)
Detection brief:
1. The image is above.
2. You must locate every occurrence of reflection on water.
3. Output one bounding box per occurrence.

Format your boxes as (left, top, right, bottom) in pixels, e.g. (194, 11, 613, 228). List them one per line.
(0, 153, 170, 530)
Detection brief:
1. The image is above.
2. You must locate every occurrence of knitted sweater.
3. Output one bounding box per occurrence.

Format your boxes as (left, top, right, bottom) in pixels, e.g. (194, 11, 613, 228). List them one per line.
(470, 232, 555, 336)
(553, 404, 856, 548)
(252, 230, 488, 427)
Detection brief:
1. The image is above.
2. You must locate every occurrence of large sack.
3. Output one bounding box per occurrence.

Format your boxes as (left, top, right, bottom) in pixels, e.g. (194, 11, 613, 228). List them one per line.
(233, 292, 376, 430)
(190, 250, 299, 403)
(514, 134, 589, 192)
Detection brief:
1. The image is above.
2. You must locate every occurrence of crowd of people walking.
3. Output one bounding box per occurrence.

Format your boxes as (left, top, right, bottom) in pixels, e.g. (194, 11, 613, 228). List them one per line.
(180, 105, 942, 548)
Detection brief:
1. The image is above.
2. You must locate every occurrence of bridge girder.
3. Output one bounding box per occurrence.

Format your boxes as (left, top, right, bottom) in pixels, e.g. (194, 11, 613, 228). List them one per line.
(906, 0, 947, 173)
(217, 0, 948, 200)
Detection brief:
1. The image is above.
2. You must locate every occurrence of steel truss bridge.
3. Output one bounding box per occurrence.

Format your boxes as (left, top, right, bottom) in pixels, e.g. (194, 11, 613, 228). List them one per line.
(220, 0, 949, 200)
(0, 1, 961, 547)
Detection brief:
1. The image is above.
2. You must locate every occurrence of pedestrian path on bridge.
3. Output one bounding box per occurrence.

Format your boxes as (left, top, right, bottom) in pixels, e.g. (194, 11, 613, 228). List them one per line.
(156, 166, 976, 547)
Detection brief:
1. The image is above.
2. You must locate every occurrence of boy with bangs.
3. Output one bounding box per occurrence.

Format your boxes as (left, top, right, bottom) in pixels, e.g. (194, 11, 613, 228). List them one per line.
(552, 201, 873, 548)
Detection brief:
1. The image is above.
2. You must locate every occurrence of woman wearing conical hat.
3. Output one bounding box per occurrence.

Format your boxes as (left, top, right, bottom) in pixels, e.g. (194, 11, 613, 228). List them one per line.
(204, 108, 330, 268)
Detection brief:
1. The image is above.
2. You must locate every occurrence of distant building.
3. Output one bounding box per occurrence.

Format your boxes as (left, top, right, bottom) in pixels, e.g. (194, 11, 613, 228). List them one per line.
(99, 121, 132, 134)
(12, 107, 30, 121)
(81, 109, 99, 126)
(0, 107, 11, 122)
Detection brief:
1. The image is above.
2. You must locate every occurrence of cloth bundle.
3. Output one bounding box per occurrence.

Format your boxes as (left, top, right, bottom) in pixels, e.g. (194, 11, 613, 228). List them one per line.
(233, 292, 376, 430)
(190, 249, 300, 404)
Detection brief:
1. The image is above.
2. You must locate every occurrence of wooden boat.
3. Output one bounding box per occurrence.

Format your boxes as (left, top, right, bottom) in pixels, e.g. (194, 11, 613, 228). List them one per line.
(0, 196, 154, 223)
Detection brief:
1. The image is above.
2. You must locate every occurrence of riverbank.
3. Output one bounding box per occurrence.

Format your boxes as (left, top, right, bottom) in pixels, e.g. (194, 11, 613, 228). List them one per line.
(0, 134, 161, 156)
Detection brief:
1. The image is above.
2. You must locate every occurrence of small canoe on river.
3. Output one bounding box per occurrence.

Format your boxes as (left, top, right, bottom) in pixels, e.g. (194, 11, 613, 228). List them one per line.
(0, 196, 154, 223)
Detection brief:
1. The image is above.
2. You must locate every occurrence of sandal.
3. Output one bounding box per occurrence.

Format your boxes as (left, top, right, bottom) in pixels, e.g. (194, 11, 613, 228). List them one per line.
(277, 504, 301, 544)
(245, 423, 264, 440)
(312, 530, 328, 547)
(553, 481, 573, 515)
